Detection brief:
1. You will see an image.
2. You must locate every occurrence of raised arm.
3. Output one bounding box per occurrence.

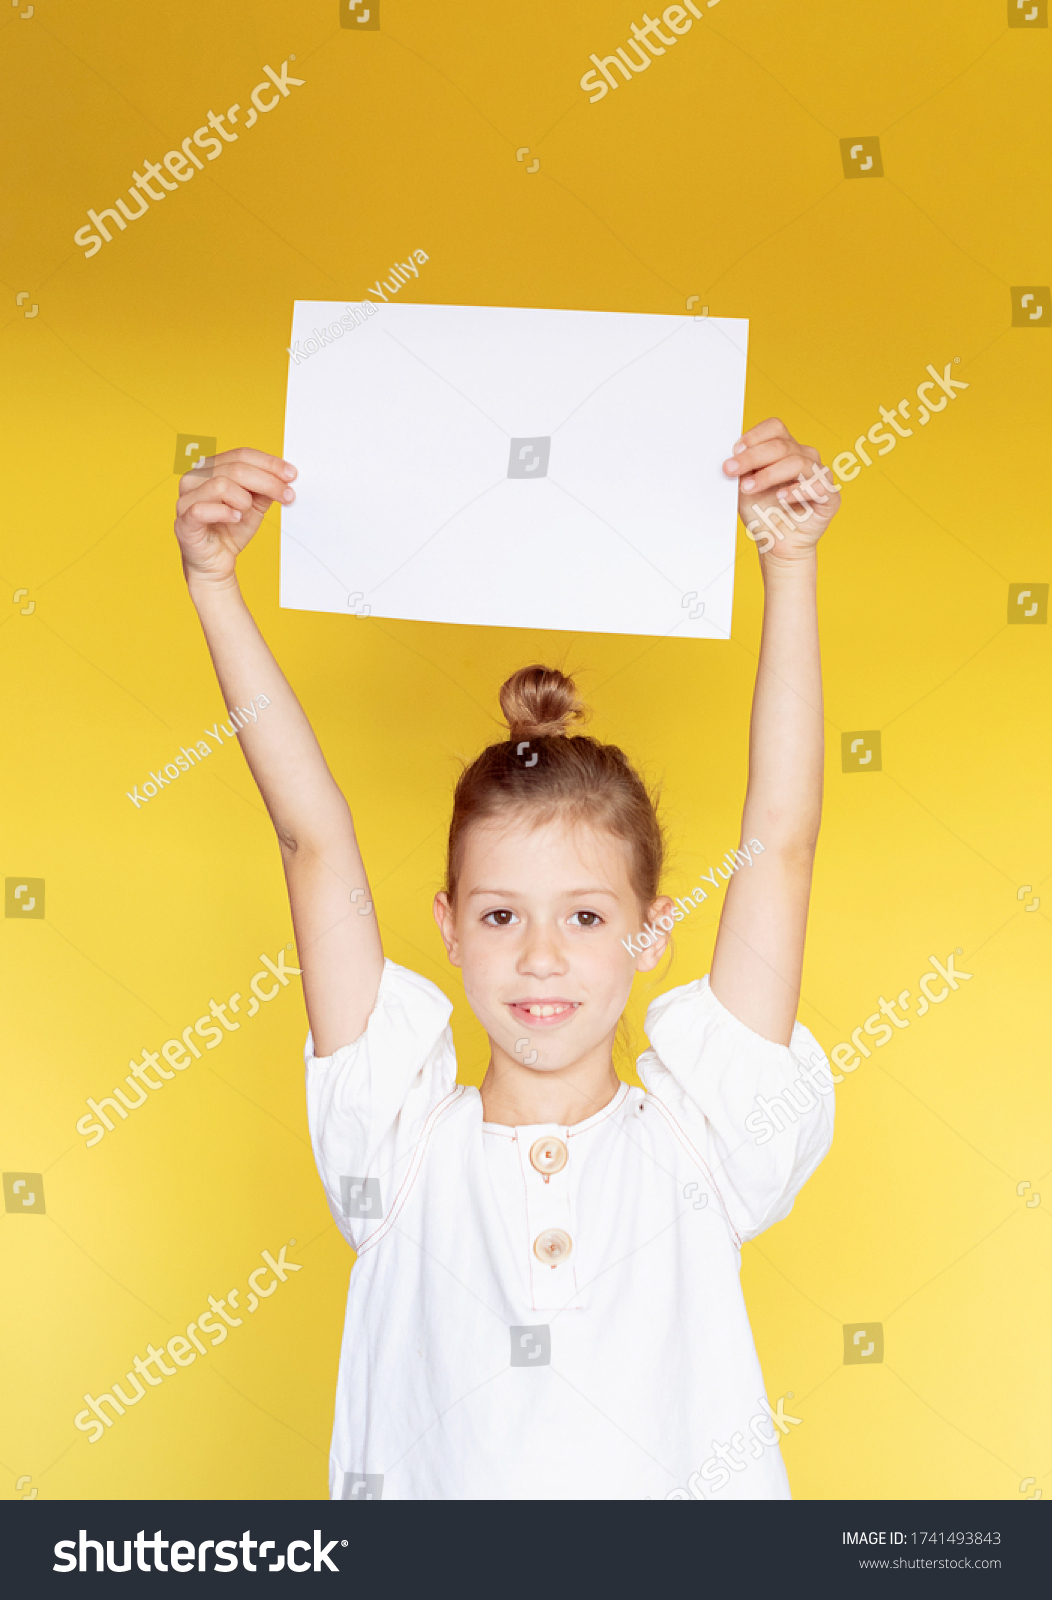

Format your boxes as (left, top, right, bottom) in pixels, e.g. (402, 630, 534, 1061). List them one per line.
(709, 418, 841, 1044)
(174, 447, 383, 1055)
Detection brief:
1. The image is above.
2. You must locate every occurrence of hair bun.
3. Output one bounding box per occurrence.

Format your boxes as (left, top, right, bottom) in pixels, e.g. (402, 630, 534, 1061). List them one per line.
(499, 665, 585, 741)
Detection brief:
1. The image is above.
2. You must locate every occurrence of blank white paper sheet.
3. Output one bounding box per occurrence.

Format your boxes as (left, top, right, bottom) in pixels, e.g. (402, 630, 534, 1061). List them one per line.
(280, 302, 748, 640)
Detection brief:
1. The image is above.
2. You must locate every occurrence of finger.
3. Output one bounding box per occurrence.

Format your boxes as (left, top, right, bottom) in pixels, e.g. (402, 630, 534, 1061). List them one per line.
(177, 475, 255, 517)
(777, 469, 840, 505)
(179, 463, 295, 505)
(731, 417, 791, 456)
(777, 483, 834, 507)
(724, 437, 823, 478)
(182, 500, 244, 526)
(776, 487, 832, 512)
(738, 454, 818, 496)
(213, 446, 297, 481)
(180, 459, 296, 503)
(724, 438, 797, 479)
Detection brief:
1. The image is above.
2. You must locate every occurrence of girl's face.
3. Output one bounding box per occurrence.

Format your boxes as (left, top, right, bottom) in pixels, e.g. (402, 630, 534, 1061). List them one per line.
(434, 810, 668, 1075)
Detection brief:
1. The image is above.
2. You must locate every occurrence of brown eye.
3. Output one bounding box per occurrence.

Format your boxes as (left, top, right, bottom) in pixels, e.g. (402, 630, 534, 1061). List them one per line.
(483, 909, 517, 927)
(570, 911, 603, 928)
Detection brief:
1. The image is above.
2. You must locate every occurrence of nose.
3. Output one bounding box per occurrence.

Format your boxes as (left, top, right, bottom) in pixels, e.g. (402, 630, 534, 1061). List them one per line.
(517, 920, 568, 981)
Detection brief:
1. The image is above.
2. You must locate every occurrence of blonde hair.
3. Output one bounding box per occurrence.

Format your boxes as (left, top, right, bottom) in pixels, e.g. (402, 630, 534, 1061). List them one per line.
(445, 665, 664, 911)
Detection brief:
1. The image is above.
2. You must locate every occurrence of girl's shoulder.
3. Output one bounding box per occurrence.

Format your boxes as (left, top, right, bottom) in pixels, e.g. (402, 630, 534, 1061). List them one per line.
(306, 957, 455, 1066)
(641, 973, 720, 1053)
(641, 973, 825, 1076)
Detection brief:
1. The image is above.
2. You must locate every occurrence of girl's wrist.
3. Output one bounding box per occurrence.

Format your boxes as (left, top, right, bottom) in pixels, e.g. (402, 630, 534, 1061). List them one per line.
(187, 570, 242, 608)
(759, 549, 818, 586)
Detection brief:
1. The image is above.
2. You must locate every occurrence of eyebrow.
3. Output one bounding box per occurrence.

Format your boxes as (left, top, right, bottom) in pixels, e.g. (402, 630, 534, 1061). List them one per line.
(466, 887, 621, 899)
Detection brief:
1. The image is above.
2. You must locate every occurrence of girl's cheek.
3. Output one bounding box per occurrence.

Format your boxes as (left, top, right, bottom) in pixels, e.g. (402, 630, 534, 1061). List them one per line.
(460, 935, 504, 989)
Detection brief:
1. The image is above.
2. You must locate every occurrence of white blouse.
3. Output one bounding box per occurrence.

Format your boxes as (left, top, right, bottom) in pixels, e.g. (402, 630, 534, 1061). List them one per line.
(305, 960, 834, 1500)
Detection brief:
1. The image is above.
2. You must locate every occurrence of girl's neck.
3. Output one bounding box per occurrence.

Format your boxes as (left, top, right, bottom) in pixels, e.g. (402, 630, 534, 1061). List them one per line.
(479, 1043, 622, 1129)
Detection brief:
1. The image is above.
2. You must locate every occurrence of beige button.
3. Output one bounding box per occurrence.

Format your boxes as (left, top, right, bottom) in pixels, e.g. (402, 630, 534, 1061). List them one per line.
(533, 1228, 572, 1265)
(529, 1136, 568, 1175)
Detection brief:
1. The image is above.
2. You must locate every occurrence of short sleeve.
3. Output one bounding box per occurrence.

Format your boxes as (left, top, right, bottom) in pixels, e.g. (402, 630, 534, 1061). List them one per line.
(637, 975, 834, 1243)
(305, 959, 457, 1249)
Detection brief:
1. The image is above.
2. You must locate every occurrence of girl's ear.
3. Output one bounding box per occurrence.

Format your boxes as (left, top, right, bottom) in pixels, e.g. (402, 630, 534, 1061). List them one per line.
(433, 891, 461, 966)
(636, 895, 674, 973)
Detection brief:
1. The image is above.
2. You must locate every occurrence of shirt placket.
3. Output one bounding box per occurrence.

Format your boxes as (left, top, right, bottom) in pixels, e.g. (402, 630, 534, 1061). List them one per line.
(515, 1126, 581, 1312)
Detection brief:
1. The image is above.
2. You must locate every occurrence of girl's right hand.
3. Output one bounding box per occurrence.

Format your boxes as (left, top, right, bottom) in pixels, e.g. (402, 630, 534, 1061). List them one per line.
(174, 447, 297, 587)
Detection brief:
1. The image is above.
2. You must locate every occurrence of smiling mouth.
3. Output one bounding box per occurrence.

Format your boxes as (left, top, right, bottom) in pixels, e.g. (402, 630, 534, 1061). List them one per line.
(507, 1000, 580, 1027)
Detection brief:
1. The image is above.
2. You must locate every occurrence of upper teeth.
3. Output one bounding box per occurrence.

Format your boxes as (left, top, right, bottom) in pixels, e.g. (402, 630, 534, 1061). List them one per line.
(527, 1004, 571, 1016)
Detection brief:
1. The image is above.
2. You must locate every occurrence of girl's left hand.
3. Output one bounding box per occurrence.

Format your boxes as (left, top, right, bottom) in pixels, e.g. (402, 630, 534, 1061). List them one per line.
(723, 417, 841, 560)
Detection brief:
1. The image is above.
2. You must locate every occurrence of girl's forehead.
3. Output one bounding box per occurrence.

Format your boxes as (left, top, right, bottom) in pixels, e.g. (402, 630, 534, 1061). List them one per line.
(461, 813, 633, 885)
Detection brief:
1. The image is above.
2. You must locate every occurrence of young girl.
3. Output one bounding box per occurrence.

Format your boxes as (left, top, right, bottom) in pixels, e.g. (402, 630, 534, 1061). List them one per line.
(173, 417, 840, 1501)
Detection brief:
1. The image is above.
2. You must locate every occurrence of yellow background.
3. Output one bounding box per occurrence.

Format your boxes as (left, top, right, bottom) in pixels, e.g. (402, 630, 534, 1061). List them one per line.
(2, 0, 1049, 1500)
